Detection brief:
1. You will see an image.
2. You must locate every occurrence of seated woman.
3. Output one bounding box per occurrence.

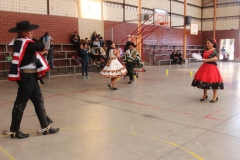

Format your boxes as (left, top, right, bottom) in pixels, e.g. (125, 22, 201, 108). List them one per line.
(90, 45, 100, 65)
(100, 43, 107, 59)
(170, 50, 177, 65)
(175, 50, 183, 65)
(99, 43, 107, 68)
(170, 50, 183, 65)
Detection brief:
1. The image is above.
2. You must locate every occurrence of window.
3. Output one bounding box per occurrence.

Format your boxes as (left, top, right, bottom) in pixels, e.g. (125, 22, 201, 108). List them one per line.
(80, 0, 102, 20)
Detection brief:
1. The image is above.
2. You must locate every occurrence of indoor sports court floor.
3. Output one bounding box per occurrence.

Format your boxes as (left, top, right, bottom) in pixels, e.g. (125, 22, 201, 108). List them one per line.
(0, 62, 240, 160)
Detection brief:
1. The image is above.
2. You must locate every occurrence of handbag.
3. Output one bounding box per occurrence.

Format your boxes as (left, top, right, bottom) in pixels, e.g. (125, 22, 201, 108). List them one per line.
(5, 56, 12, 61)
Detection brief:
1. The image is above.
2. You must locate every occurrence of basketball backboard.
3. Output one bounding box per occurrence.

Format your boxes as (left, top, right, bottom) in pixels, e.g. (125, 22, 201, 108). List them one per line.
(153, 8, 169, 28)
(190, 23, 198, 35)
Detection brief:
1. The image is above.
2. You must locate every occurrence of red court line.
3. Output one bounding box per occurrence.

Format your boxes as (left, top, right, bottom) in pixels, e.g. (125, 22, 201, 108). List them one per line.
(80, 91, 198, 117)
(205, 106, 232, 120)
(0, 92, 16, 95)
(0, 94, 60, 106)
(0, 89, 226, 122)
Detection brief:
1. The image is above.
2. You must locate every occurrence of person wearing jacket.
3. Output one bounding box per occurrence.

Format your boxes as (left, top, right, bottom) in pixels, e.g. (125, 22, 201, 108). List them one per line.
(3, 21, 59, 139)
(71, 31, 80, 50)
(81, 43, 91, 79)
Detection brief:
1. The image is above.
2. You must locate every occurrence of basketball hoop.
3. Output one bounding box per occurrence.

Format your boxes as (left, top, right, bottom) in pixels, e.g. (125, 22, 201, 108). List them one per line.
(159, 22, 168, 25)
(157, 21, 172, 28)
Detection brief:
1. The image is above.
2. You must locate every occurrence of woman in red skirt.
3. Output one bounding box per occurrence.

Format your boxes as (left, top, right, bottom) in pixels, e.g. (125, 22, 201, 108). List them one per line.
(191, 38, 224, 102)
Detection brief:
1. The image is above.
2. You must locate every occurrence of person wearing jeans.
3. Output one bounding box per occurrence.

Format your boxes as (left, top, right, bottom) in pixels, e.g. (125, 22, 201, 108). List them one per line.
(81, 43, 91, 79)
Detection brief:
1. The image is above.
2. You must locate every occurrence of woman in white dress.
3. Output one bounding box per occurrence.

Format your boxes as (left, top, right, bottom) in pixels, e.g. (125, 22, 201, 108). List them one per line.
(100, 40, 127, 90)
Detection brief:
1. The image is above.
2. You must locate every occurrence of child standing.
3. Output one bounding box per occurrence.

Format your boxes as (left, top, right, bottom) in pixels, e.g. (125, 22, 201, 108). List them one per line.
(81, 43, 91, 79)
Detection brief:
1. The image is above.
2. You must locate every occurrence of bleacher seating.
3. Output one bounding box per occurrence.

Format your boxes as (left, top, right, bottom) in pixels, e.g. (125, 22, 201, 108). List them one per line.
(0, 43, 205, 79)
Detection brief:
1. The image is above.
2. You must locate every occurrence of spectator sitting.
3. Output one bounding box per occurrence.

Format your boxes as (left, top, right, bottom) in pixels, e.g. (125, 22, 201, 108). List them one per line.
(85, 37, 92, 48)
(170, 51, 178, 65)
(171, 50, 183, 65)
(176, 50, 183, 65)
(100, 43, 107, 59)
(99, 36, 104, 46)
(93, 37, 101, 48)
(90, 45, 100, 65)
(97, 34, 101, 38)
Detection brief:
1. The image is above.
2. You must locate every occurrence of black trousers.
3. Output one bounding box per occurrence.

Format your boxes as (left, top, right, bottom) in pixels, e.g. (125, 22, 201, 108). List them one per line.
(10, 73, 50, 132)
(126, 62, 135, 81)
(73, 42, 79, 51)
(172, 57, 183, 64)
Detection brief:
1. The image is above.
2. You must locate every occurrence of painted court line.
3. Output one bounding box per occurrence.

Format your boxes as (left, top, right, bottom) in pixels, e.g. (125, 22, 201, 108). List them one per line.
(0, 89, 228, 121)
(0, 127, 204, 160)
(205, 106, 232, 120)
(0, 146, 15, 160)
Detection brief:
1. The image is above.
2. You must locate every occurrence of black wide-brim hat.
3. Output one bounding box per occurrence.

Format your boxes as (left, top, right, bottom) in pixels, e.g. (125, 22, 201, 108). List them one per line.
(128, 42, 136, 47)
(8, 21, 39, 33)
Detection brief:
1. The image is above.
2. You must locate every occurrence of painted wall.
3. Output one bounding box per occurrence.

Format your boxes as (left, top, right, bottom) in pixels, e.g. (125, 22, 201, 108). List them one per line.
(78, 18, 104, 40)
(202, 30, 240, 60)
(202, 4, 240, 31)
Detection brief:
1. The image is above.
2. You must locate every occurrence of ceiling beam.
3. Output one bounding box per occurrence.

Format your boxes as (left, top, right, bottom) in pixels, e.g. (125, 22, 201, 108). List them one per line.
(202, 0, 213, 6)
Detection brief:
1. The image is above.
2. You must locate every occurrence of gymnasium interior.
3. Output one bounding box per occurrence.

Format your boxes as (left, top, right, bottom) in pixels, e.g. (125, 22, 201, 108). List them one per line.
(0, 0, 240, 160)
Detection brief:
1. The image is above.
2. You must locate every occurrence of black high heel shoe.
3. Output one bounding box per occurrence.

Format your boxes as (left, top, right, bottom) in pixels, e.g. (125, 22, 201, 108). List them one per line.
(200, 95, 208, 101)
(107, 84, 113, 90)
(210, 97, 218, 103)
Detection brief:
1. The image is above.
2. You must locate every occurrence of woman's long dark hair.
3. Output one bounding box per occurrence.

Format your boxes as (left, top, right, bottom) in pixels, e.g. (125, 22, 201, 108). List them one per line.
(207, 38, 218, 50)
(106, 40, 114, 59)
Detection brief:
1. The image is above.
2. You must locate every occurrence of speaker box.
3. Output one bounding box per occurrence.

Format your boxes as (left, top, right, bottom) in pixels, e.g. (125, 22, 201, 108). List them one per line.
(185, 16, 191, 26)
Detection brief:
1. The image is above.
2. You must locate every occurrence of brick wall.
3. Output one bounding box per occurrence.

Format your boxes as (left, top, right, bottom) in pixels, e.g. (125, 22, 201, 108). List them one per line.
(0, 10, 78, 44)
(104, 21, 202, 45)
(0, 10, 78, 71)
(104, 21, 203, 62)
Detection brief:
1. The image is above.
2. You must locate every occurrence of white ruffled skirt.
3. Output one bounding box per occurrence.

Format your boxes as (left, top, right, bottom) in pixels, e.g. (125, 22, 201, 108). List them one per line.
(100, 58, 127, 78)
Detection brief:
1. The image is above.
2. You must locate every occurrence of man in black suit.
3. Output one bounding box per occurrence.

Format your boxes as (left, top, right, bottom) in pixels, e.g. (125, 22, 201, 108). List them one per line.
(4, 21, 59, 139)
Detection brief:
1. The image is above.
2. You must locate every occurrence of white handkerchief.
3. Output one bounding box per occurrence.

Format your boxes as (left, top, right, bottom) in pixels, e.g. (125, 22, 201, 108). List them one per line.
(192, 53, 203, 61)
(9, 37, 17, 46)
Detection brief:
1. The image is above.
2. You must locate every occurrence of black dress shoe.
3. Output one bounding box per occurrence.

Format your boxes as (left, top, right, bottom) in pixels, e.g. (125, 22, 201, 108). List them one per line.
(43, 127, 60, 135)
(40, 79, 44, 84)
(128, 81, 132, 84)
(11, 131, 29, 139)
(112, 87, 118, 90)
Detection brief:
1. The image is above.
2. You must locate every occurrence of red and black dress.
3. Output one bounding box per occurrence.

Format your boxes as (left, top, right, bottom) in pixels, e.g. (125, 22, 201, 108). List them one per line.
(191, 50, 224, 89)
